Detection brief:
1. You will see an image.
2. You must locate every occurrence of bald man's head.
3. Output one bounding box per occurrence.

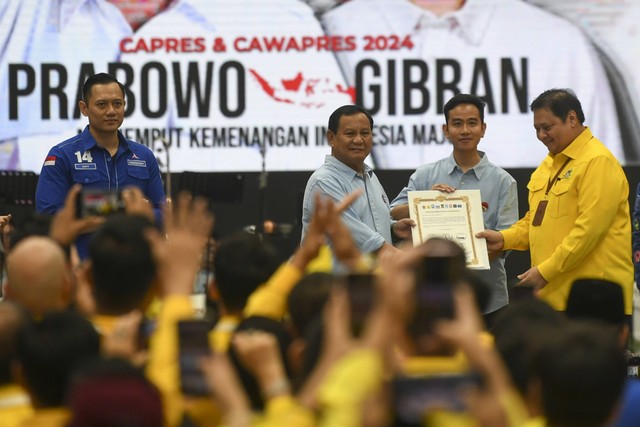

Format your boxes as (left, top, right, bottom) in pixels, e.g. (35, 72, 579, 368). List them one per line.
(6, 237, 72, 316)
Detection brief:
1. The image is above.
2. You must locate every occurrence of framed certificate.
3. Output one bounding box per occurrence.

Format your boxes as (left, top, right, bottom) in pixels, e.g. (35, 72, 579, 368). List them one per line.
(408, 190, 490, 270)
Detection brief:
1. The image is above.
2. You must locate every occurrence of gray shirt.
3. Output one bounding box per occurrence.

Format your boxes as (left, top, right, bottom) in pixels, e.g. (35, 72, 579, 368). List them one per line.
(391, 152, 518, 313)
(302, 155, 392, 253)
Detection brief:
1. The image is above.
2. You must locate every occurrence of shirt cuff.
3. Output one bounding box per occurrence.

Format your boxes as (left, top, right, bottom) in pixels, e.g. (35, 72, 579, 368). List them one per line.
(360, 235, 386, 254)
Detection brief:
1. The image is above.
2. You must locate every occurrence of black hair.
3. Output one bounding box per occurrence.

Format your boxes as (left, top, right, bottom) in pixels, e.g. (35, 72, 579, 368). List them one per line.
(532, 320, 627, 427)
(16, 311, 100, 407)
(287, 272, 334, 337)
(82, 73, 125, 103)
(492, 299, 564, 395)
(566, 279, 625, 327)
(0, 302, 28, 385)
(88, 214, 156, 314)
(530, 88, 585, 124)
(213, 232, 280, 312)
(443, 93, 486, 123)
(327, 105, 373, 134)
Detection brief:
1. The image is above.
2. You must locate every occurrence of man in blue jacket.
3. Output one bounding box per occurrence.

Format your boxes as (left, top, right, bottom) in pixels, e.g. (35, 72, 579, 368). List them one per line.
(35, 73, 165, 259)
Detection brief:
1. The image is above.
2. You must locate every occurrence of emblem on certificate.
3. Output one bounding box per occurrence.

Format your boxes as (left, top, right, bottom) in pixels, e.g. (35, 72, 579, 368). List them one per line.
(408, 190, 490, 270)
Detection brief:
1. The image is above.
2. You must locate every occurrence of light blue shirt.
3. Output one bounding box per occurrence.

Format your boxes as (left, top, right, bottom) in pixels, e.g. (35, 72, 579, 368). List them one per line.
(391, 152, 518, 313)
(302, 155, 392, 253)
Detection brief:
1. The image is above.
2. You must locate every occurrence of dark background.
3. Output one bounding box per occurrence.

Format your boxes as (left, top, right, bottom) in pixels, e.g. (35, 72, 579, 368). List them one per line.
(2, 166, 639, 281)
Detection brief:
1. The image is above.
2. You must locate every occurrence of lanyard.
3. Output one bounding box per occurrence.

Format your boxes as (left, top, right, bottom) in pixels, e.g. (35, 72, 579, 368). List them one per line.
(545, 158, 571, 195)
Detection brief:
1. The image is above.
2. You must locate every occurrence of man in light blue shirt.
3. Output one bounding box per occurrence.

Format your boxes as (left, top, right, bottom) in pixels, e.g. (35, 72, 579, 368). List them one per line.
(390, 94, 518, 319)
(301, 105, 413, 255)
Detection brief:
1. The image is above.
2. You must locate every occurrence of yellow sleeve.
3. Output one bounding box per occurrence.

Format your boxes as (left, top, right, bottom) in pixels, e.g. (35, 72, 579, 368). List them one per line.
(498, 390, 532, 427)
(0, 385, 33, 427)
(501, 211, 531, 252)
(538, 156, 625, 282)
(317, 349, 384, 427)
(145, 295, 193, 427)
(243, 262, 303, 320)
(305, 245, 334, 273)
(250, 396, 315, 427)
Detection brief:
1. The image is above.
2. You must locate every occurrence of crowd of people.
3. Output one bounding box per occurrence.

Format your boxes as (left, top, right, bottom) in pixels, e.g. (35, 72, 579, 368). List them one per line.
(0, 185, 637, 427)
(0, 71, 638, 427)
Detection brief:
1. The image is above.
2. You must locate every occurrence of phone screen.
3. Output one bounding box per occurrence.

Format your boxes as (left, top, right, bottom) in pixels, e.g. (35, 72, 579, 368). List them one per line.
(345, 273, 376, 336)
(410, 256, 461, 336)
(76, 188, 124, 217)
(178, 320, 212, 396)
(509, 277, 535, 302)
(392, 372, 482, 423)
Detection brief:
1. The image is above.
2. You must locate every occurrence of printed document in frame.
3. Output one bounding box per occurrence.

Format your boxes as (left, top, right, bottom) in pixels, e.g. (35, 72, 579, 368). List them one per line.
(408, 190, 490, 270)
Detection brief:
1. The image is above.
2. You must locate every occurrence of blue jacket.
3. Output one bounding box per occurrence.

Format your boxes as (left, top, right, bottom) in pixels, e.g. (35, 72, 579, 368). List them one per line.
(35, 126, 165, 258)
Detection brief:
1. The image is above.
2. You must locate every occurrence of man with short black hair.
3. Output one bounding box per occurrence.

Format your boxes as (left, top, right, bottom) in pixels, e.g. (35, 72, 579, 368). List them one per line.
(301, 105, 413, 257)
(15, 311, 101, 426)
(86, 214, 157, 317)
(391, 94, 518, 319)
(479, 89, 633, 314)
(530, 321, 627, 427)
(35, 73, 165, 260)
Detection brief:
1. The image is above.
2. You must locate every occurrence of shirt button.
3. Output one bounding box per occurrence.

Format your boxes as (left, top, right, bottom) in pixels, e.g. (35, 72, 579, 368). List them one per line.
(460, 181, 464, 185)
(84, 178, 89, 182)
(107, 157, 111, 162)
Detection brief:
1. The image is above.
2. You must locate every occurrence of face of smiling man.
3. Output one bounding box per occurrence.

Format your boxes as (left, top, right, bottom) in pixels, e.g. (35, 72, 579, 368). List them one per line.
(533, 107, 581, 155)
(443, 103, 486, 154)
(328, 112, 372, 173)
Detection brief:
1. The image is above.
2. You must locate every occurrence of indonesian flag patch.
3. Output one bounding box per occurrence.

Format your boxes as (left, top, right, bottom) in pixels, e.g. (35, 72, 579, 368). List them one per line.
(44, 156, 56, 166)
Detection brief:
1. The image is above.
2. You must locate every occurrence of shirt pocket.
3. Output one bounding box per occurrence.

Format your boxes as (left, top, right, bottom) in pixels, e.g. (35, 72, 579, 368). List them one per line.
(548, 179, 572, 218)
(127, 166, 150, 181)
(71, 170, 101, 186)
(126, 166, 150, 190)
(527, 176, 546, 198)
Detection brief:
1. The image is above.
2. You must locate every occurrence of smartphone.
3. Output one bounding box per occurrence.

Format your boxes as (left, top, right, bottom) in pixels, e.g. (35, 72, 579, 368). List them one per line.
(344, 273, 376, 336)
(508, 277, 535, 302)
(177, 320, 212, 396)
(509, 284, 535, 302)
(409, 256, 462, 337)
(137, 319, 157, 350)
(392, 372, 483, 423)
(76, 188, 125, 218)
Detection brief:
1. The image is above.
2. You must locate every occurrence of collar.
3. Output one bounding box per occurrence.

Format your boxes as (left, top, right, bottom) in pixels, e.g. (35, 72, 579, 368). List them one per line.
(79, 126, 131, 154)
(214, 314, 241, 333)
(383, 0, 496, 46)
(325, 155, 373, 179)
(51, 0, 193, 32)
(90, 314, 119, 335)
(559, 127, 593, 160)
(445, 151, 489, 179)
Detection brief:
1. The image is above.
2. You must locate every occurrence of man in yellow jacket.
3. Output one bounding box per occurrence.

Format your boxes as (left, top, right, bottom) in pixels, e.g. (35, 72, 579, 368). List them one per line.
(478, 88, 633, 314)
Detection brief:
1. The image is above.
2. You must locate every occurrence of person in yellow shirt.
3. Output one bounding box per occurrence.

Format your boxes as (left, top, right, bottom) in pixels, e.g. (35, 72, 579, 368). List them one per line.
(0, 302, 33, 427)
(14, 311, 101, 427)
(478, 89, 633, 314)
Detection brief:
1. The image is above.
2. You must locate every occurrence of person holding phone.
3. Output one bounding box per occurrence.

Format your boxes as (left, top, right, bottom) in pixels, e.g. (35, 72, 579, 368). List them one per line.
(390, 94, 518, 322)
(34, 72, 165, 260)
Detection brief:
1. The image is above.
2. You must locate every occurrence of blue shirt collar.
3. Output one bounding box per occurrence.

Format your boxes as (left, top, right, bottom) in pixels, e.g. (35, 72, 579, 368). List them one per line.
(325, 155, 373, 179)
(445, 151, 490, 179)
(79, 125, 131, 153)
